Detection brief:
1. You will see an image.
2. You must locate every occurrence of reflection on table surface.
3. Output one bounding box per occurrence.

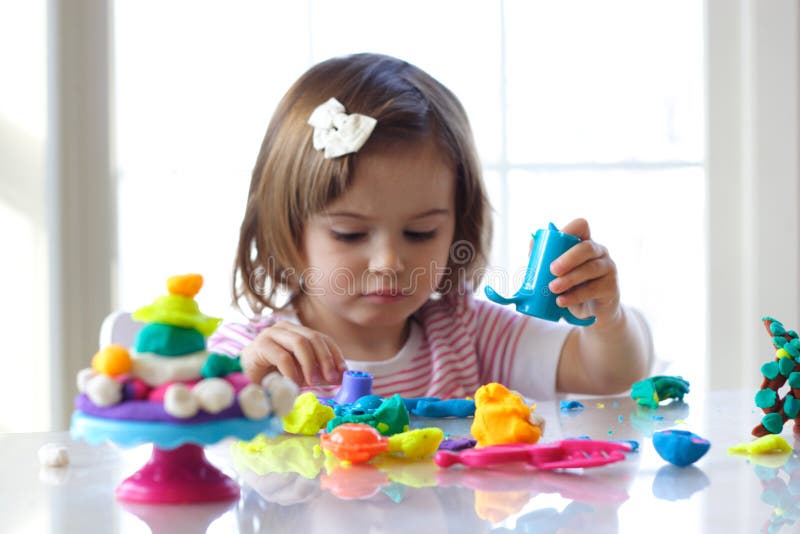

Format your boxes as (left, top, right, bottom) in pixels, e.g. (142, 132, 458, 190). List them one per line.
(6, 390, 800, 533)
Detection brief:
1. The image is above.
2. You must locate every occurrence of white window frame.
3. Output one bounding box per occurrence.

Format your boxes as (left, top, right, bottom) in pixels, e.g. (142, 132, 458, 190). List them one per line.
(46, 0, 114, 429)
(706, 0, 800, 389)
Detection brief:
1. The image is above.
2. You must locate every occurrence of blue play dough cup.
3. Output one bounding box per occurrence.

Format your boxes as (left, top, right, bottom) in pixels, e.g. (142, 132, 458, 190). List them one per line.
(485, 223, 596, 326)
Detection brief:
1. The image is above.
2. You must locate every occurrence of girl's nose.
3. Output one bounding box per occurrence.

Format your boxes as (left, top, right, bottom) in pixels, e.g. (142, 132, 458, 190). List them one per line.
(368, 239, 405, 274)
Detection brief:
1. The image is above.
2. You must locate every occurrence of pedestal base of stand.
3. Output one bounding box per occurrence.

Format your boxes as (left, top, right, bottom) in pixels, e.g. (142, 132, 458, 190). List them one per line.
(116, 444, 240, 503)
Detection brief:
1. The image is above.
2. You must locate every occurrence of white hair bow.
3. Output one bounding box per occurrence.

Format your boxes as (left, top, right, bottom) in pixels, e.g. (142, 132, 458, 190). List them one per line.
(307, 98, 377, 159)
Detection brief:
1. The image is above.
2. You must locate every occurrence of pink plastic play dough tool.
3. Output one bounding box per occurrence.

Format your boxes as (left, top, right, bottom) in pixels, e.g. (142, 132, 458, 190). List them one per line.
(434, 439, 632, 470)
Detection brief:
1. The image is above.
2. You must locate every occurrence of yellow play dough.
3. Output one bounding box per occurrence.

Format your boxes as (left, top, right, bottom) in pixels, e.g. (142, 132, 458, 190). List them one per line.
(387, 427, 444, 459)
(471, 382, 543, 447)
(282, 392, 335, 435)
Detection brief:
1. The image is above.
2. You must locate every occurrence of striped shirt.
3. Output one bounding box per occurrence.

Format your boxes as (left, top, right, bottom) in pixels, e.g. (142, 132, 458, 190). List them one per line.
(208, 290, 573, 400)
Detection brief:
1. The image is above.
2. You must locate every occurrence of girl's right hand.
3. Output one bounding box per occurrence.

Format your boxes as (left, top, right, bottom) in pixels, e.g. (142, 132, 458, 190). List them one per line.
(240, 321, 348, 387)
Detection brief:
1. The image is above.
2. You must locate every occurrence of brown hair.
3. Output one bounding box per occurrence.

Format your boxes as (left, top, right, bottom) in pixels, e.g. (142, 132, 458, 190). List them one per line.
(234, 53, 492, 315)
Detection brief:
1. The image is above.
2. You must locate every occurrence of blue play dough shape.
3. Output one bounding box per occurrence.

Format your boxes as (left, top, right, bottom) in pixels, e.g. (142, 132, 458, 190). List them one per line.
(560, 400, 585, 411)
(652, 429, 710, 467)
(412, 398, 475, 417)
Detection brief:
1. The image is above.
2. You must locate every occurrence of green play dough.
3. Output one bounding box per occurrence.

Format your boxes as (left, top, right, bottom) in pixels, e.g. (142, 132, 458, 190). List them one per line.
(762, 412, 784, 435)
(327, 394, 410, 436)
(755, 389, 777, 409)
(135, 322, 206, 356)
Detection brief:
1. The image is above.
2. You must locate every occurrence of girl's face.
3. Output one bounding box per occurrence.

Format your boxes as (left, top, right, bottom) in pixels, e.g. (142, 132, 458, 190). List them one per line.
(299, 139, 457, 331)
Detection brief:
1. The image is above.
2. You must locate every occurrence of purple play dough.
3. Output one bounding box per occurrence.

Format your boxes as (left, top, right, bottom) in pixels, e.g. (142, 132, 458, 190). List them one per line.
(74, 394, 245, 424)
(438, 437, 477, 451)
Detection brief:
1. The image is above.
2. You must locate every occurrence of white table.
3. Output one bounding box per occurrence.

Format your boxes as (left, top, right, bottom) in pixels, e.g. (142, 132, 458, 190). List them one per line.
(2, 390, 797, 533)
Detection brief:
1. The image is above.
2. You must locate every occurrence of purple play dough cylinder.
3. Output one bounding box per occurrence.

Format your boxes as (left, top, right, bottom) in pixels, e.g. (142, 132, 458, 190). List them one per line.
(333, 370, 374, 404)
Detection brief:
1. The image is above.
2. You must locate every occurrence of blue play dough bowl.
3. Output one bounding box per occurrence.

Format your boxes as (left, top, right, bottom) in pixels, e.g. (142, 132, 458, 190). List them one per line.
(652, 429, 710, 467)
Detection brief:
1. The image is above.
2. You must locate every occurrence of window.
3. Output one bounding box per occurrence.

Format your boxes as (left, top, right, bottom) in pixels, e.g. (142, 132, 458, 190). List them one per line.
(114, 0, 705, 383)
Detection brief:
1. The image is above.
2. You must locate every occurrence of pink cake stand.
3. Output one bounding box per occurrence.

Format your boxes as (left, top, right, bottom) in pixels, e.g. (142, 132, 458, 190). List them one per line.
(116, 444, 239, 503)
(71, 410, 281, 504)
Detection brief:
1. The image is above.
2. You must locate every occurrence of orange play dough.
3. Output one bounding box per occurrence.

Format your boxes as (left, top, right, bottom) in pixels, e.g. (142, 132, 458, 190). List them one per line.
(92, 344, 133, 376)
(167, 274, 204, 298)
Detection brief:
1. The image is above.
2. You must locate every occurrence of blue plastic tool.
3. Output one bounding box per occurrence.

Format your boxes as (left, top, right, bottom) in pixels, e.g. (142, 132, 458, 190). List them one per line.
(485, 223, 596, 326)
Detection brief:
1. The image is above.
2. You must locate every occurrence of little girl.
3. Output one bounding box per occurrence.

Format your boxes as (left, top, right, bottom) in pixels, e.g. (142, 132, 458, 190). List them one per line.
(209, 53, 653, 400)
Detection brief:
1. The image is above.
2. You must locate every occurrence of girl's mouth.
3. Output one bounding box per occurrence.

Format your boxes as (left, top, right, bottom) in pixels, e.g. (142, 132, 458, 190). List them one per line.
(362, 289, 407, 302)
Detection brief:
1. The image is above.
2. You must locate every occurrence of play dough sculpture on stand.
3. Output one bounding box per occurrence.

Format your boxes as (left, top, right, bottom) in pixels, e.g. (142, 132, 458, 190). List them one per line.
(70, 275, 296, 503)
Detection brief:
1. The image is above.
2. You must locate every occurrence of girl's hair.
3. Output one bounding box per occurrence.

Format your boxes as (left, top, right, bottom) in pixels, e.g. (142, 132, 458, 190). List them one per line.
(234, 52, 492, 315)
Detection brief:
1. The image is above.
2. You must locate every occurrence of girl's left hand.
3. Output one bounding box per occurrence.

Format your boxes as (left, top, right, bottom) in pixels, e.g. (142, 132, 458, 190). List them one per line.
(545, 218, 621, 326)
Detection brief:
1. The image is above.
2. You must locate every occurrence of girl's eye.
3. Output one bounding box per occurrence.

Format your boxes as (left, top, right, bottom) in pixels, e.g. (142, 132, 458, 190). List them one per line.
(331, 231, 366, 242)
(405, 230, 437, 241)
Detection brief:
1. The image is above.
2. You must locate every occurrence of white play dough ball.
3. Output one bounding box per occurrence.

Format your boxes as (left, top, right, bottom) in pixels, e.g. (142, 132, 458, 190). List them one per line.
(261, 372, 300, 418)
(85, 374, 123, 406)
(38, 443, 69, 468)
(164, 383, 199, 418)
(238, 384, 272, 419)
(131, 351, 207, 386)
(192, 378, 235, 414)
(76, 368, 97, 393)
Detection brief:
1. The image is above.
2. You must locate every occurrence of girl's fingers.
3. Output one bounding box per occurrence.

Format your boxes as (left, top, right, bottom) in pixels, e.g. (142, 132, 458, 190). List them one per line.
(267, 326, 322, 386)
(242, 337, 302, 386)
(323, 335, 349, 378)
(244, 321, 348, 387)
(550, 256, 615, 294)
(551, 240, 607, 277)
(560, 218, 591, 241)
(278, 323, 345, 384)
(555, 276, 618, 308)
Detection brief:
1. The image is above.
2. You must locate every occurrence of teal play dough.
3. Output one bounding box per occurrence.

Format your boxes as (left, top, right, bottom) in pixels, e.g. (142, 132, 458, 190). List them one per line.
(779, 357, 795, 377)
(755, 389, 777, 409)
(784, 395, 800, 419)
(630, 375, 690, 409)
(762, 412, 784, 435)
(761, 361, 780, 380)
(202, 353, 242, 378)
(785, 339, 800, 359)
(135, 323, 206, 356)
(789, 372, 800, 389)
(769, 321, 786, 336)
